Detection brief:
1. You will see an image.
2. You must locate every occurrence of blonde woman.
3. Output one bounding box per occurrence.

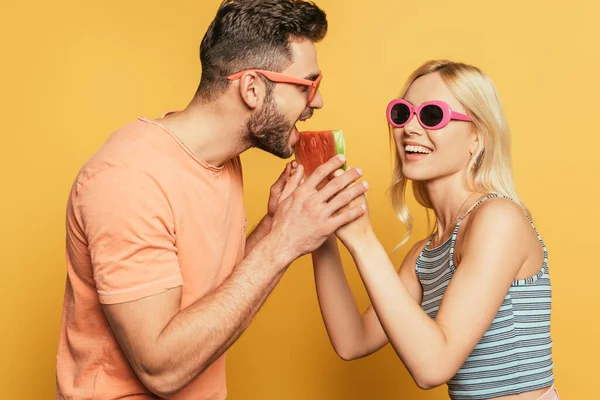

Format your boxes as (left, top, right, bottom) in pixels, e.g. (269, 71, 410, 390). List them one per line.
(312, 60, 557, 400)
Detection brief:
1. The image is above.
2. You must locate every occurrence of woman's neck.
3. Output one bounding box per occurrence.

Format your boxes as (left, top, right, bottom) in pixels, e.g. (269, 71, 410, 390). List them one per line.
(423, 172, 482, 242)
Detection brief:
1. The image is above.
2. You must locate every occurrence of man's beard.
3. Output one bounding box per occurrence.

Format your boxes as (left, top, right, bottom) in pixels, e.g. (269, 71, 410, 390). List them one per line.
(246, 93, 295, 159)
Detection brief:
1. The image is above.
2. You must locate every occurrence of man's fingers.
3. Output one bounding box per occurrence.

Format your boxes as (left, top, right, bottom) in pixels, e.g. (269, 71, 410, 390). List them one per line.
(279, 164, 304, 203)
(326, 181, 369, 215)
(317, 168, 363, 202)
(302, 155, 347, 190)
(329, 204, 367, 230)
(269, 163, 291, 204)
(272, 162, 291, 192)
(329, 167, 344, 181)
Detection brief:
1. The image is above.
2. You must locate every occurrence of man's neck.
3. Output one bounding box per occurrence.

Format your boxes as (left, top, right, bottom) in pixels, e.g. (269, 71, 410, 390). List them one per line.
(158, 97, 250, 168)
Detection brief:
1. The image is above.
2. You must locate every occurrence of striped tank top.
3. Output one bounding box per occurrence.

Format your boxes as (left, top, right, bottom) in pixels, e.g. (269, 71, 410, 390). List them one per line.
(416, 194, 554, 400)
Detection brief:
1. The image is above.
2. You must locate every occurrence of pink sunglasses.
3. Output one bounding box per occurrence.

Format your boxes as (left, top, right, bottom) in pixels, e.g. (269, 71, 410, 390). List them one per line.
(386, 99, 472, 130)
(228, 69, 323, 105)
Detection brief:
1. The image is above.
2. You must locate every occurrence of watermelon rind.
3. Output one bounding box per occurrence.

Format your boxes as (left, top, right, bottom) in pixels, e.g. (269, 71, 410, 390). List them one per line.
(332, 130, 347, 170)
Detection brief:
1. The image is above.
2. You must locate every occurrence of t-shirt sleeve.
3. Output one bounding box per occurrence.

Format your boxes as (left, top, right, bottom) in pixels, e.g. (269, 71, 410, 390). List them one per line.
(76, 167, 183, 304)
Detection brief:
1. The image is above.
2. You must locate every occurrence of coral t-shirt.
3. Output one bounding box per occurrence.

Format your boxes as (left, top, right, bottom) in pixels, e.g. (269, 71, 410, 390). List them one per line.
(56, 115, 246, 399)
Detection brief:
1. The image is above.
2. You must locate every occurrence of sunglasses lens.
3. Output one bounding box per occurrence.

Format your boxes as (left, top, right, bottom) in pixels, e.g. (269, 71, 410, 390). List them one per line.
(420, 104, 444, 128)
(390, 103, 411, 126)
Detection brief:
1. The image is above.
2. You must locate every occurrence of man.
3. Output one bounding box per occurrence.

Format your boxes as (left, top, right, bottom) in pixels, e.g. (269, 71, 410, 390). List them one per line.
(56, 0, 368, 399)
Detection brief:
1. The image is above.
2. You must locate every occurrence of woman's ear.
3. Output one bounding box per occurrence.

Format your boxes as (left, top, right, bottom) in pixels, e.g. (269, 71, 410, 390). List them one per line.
(469, 130, 480, 156)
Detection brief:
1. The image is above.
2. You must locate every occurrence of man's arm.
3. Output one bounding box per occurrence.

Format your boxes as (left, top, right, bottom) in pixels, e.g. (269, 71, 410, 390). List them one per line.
(245, 215, 272, 255)
(102, 156, 367, 397)
(104, 235, 289, 398)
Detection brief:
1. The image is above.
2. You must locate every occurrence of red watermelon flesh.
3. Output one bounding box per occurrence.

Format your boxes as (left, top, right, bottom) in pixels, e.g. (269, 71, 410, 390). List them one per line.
(294, 130, 346, 180)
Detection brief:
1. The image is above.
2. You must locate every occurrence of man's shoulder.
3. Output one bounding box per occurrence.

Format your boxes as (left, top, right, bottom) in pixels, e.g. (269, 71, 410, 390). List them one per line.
(74, 118, 177, 189)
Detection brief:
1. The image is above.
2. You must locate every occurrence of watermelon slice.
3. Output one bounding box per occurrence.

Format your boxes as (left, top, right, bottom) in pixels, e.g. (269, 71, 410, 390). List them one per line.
(294, 130, 347, 182)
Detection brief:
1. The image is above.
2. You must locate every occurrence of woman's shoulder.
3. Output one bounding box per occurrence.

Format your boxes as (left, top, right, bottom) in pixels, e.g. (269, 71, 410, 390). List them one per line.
(465, 195, 534, 246)
(471, 195, 529, 224)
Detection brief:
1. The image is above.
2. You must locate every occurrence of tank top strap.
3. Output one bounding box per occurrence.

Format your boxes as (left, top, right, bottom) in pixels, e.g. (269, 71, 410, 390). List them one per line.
(457, 193, 501, 222)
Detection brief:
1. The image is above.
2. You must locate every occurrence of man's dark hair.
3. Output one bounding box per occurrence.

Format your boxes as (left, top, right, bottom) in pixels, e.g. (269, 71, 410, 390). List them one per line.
(196, 0, 327, 101)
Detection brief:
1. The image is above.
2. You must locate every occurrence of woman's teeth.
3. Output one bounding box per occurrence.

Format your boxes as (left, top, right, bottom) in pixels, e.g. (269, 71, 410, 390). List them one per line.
(405, 145, 432, 154)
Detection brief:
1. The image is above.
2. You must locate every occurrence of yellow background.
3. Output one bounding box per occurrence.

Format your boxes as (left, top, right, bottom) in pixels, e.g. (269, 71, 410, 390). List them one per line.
(1, 0, 598, 398)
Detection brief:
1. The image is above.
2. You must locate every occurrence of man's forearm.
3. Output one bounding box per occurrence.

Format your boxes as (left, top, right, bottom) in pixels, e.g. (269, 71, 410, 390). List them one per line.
(245, 214, 272, 255)
(148, 235, 289, 396)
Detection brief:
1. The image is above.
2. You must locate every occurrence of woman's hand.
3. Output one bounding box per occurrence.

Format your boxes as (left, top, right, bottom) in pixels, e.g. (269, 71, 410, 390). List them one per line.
(334, 180, 373, 249)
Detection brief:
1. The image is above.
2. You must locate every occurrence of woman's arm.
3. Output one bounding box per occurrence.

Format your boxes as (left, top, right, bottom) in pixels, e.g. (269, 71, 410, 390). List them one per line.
(313, 205, 424, 360)
(339, 198, 531, 388)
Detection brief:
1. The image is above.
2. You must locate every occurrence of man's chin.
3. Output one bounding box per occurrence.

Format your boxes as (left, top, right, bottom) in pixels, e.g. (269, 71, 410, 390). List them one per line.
(251, 126, 297, 159)
(256, 143, 293, 160)
(275, 147, 294, 159)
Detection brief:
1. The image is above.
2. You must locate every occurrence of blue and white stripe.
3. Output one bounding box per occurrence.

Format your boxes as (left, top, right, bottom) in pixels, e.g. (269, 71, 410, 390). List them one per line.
(415, 194, 554, 400)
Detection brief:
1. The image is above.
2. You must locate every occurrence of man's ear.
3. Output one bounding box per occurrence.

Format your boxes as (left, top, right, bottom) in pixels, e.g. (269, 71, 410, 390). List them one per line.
(238, 72, 265, 110)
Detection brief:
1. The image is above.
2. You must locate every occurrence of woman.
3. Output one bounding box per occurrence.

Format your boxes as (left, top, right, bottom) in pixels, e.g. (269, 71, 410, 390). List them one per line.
(312, 60, 557, 399)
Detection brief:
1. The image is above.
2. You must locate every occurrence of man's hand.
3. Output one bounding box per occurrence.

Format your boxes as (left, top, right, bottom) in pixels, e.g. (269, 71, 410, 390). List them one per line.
(246, 161, 301, 255)
(267, 161, 300, 218)
(268, 155, 369, 263)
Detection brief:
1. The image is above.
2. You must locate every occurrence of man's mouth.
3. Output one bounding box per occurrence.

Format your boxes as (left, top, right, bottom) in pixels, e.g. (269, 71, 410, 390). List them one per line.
(291, 110, 313, 149)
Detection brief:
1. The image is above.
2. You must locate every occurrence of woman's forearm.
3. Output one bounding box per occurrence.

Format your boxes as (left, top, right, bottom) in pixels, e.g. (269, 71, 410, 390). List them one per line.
(313, 236, 372, 360)
(347, 234, 452, 388)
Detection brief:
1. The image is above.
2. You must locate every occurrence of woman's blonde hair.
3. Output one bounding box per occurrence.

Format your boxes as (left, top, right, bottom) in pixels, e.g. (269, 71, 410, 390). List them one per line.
(390, 60, 524, 246)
